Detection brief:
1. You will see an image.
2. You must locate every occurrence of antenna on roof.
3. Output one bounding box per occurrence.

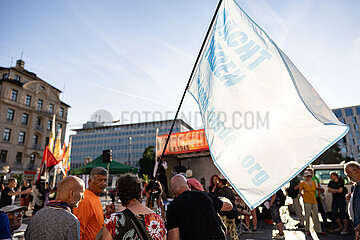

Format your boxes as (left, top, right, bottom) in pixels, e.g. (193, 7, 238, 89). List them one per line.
(20, 51, 24, 60)
(10, 57, 13, 67)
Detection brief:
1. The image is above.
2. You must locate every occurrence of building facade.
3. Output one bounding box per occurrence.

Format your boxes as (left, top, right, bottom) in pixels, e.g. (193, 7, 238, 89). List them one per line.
(0, 60, 69, 177)
(333, 105, 360, 161)
(71, 119, 192, 168)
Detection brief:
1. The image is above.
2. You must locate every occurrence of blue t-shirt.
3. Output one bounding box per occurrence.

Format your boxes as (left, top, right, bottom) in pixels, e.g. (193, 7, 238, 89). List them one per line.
(0, 211, 11, 239)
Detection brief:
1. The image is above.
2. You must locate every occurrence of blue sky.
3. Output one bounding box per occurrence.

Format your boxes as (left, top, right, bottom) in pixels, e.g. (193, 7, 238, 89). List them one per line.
(1, 0, 359, 139)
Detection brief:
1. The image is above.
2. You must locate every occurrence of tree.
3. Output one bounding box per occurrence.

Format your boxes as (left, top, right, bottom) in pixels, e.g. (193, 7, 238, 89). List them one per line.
(139, 146, 155, 178)
(313, 143, 354, 165)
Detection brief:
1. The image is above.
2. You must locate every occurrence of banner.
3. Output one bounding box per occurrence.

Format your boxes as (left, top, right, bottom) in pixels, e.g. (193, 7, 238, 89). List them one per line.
(156, 129, 209, 156)
(188, 0, 348, 208)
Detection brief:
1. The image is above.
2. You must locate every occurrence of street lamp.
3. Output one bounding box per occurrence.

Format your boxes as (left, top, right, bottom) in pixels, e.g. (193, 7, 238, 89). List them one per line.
(128, 137, 132, 166)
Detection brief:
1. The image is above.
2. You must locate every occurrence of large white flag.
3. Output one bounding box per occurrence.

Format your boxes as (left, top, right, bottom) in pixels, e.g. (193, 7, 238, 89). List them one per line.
(188, 0, 348, 209)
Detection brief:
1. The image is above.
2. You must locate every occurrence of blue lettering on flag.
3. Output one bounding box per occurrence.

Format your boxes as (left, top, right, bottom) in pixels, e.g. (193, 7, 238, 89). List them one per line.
(204, 9, 272, 87)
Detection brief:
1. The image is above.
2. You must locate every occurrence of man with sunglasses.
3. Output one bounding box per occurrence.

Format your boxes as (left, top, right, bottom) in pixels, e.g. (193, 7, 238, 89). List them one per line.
(0, 205, 27, 237)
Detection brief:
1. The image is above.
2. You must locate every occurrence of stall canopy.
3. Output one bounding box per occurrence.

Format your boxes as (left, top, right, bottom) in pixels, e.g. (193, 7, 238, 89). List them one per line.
(70, 155, 138, 175)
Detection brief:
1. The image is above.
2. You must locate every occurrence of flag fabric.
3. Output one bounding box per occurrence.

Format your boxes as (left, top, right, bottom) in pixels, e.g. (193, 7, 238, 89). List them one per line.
(53, 129, 62, 160)
(188, 0, 348, 209)
(48, 114, 56, 153)
(63, 137, 72, 176)
(43, 146, 60, 168)
(58, 143, 66, 162)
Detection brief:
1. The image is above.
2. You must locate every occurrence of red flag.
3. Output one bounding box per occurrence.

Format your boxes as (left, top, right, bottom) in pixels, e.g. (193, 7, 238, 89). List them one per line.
(44, 146, 60, 167)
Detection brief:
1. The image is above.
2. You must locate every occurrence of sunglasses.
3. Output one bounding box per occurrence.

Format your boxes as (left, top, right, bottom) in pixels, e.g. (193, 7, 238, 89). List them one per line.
(306, 176, 312, 178)
(12, 211, 23, 217)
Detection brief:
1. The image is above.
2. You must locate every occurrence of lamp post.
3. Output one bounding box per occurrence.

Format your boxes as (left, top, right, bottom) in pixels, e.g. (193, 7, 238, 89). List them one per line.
(128, 137, 132, 166)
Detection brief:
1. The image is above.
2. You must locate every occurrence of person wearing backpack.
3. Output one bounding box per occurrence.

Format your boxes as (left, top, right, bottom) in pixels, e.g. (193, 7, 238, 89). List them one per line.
(215, 179, 238, 240)
(269, 191, 285, 239)
(299, 171, 325, 236)
(288, 175, 304, 229)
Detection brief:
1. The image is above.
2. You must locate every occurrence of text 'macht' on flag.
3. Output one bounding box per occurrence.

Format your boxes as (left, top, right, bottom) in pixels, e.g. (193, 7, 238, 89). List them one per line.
(188, 0, 348, 209)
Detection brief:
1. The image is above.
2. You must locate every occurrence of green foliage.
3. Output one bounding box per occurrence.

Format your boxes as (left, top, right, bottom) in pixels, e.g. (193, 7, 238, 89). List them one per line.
(11, 173, 24, 185)
(141, 174, 150, 184)
(313, 143, 354, 165)
(138, 146, 155, 178)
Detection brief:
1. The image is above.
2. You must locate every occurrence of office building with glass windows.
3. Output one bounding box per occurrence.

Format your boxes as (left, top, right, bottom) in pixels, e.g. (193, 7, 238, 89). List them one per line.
(333, 105, 360, 161)
(0, 60, 69, 178)
(70, 119, 193, 168)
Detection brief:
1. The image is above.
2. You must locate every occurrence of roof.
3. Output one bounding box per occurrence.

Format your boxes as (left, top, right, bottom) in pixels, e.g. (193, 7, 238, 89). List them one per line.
(73, 119, 193, 132)
(0, 65, 62, 93)
(332, 105, 360, 111)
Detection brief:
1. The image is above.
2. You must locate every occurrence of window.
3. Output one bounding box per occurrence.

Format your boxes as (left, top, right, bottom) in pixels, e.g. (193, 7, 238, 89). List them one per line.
(353, 117, 357, 123)
(2, 73, 8, 79)
(45, 137, 49, 146)
(35, 118, 41, 128)
(49, 104, 54, 114)
(37, 99, 43, 111)
(25, 95, 31, 106)
(18, 132, 26, 144)
(0, 150, 7, 162)
(3, 128, 11, 141)
(47, 120, 52, 131)
(33, 135, 39, 145)
(11, 89, 18, 101)
(57, 123, 62, 131)
(30, 154, 36, 164)
(345, 108, 354, 116)
(340, 118, 346, 124)
(59, 107, 64, 118)
(14, 74, 21, 81)
(6, 109, 15, 121)
(351, 139, 355, 145)
(355, 124, 359, 131)
(21, 113, 29, 125)
(16, 152, 22, 163)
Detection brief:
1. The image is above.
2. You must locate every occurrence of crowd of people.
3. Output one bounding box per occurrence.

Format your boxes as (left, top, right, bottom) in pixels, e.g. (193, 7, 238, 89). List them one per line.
(0, 161, 359, 240)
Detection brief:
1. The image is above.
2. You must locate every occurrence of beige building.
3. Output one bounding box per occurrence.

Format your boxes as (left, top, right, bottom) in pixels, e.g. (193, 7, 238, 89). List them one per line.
(0, 59, 69, 179)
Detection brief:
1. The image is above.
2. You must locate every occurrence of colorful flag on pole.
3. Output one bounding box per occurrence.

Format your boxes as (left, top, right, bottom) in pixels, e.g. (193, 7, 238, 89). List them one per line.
(188, 0, 348, 209)
(48, 114, 56, 153)
(43, 146, 60, 168)
(53, 128, 62, 160)
(63, 137, 72, 176)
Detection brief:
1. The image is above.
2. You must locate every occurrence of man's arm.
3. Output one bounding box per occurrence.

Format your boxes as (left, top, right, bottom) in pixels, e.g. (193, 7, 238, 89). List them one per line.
(8, 188, 31, 196)
(66, 219, 81, 240)
(219, 197, 233, 211)
(269, 194, 276, 207)
(168, 228, 180, 240)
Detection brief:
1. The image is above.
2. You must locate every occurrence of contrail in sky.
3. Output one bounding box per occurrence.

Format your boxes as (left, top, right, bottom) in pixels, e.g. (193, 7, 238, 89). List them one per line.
(93, 84, 173, 108)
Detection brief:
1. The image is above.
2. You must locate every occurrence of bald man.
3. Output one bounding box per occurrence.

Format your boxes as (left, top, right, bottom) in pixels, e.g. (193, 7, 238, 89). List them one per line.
(345, 161, 360, 240)
(25, 176, 85, 240)
(167, 174, 233, 240)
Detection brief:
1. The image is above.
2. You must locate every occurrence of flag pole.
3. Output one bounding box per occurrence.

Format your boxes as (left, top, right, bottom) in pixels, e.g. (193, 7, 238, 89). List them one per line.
(155, 0, 223, 179)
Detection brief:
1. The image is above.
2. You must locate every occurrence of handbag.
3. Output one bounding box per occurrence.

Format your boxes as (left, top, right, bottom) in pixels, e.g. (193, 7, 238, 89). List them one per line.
(123, 209, 152, 240)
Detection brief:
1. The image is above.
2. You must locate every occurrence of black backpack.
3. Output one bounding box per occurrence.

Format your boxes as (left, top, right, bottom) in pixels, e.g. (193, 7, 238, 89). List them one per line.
(276, 190, 286, 206)
(286, 186, 299, 199)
